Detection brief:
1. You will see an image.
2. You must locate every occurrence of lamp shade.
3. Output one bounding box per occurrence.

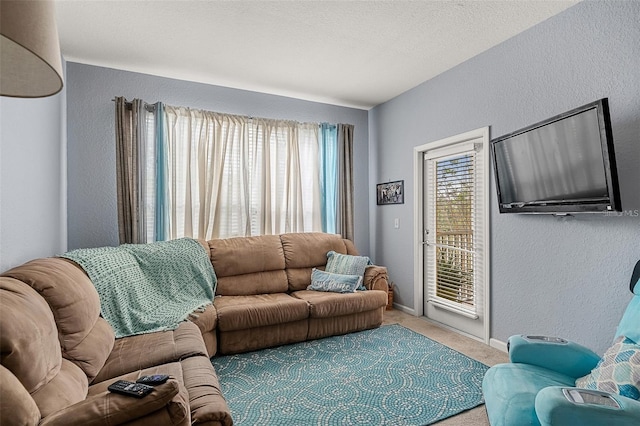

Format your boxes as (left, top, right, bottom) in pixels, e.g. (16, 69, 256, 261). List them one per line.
(0, 0, 64, 98)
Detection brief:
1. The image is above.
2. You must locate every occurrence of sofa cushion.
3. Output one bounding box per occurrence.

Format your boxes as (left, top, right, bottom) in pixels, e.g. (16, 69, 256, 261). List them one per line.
(307, 268, 363, 293)
(575, 335, 640, 400)
(281, 233, 351, 291)
(31, 359, 90, 418)
(325, 250, 370, 277)
(325, 250, 370, 291)
(0, 364, 41, 425)
(284, 268, 315, 293)
(216, 270, 289, 296)
(209, 235, 288, 295)
(214, 293, 309, 331)
(92, 321, 207, 384)
(281, 232, 348, 269)
(291, 289, 387, 318)
(209, 234, 285, 277)
(2, 258, 115, 381)
(0, 277, 63, 392)
(0, 277, 89, 418)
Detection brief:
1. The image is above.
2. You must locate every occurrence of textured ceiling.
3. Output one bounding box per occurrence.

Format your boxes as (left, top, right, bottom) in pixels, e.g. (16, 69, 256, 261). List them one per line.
(55, 0, 580, 109)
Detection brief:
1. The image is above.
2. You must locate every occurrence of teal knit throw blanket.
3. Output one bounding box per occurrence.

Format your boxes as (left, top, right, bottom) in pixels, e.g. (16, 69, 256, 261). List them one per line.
(61, 238, 216, 338)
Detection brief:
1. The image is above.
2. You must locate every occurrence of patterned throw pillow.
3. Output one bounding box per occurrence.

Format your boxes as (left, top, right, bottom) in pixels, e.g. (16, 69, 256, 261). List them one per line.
(325, 251, 370, 291)
(575, 335, 640, 400)
(307, 268, 363, 294)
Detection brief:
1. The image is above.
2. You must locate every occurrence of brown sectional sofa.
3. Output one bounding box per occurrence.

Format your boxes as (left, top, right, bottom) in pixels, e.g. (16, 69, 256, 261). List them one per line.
(0, 232, 388, 425)
(0, 258, 231, 426)
(187, 232, 389, 355)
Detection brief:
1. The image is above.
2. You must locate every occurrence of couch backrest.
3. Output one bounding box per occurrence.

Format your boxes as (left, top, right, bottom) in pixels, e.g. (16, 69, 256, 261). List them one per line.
(209, 234, 288, 296)
(2, 258, 115, 382)
(207, 233, 359, 295)
(0, 364, 40, 425)
(0, 277, 88, 419)
(281, 232, 352, 291)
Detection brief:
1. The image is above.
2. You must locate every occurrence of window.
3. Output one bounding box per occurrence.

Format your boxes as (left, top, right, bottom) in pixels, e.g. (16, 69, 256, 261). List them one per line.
(432, 153, 475, 306)
(421, 129, 489, 343)
(115, 97, 353, 245)
(144, 107, 332, 241)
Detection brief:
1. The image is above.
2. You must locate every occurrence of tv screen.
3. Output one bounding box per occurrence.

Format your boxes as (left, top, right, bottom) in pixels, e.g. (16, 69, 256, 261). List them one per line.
(491, 98, 621, 214)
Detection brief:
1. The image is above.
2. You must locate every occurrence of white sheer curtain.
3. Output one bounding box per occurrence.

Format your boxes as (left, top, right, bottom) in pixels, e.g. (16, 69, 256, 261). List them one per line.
(162, 106, 322, 240)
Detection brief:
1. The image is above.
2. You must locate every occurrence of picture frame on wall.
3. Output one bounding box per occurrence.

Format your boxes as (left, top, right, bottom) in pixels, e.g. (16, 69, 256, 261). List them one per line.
(377, 180, 404, 205)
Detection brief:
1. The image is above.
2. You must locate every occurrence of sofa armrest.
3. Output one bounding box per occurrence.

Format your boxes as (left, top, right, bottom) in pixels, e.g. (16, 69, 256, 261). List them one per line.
(508, 335, 601, 379)
(364, 265, 389, 292)
(40, 380, 186, 426)
(535, 386, 640, 426)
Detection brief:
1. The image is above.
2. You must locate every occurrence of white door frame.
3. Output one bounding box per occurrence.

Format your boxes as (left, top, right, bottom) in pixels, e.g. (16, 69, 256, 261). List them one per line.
(412, 126, 491, 344)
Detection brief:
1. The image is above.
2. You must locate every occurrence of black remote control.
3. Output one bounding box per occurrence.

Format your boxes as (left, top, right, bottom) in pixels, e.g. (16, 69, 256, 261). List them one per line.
(136, 374, 170, 385)
(108, 380, 154, 398)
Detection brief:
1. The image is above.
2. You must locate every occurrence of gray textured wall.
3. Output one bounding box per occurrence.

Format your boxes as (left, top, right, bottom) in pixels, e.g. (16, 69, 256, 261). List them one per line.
(369, 1, 640, 355)
(0, 71, 67, 271)
(66, 64, 370, 255)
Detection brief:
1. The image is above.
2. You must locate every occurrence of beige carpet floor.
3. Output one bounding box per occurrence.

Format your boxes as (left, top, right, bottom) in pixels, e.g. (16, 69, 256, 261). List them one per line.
(382, 309, 508, 425)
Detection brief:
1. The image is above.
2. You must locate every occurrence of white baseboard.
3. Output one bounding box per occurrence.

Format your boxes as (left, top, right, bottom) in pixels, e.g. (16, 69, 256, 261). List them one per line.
(490, 338, 508, 353)
(392, 303, 416, 316)
(420, 316, 485, 343)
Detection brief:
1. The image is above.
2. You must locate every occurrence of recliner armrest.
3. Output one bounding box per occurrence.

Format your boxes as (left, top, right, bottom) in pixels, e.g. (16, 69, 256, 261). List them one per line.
(364, 265, 389, 292)
(535, 386, 640, 426)
(39, 380, 187, 426)
(508, 335, 601, 379)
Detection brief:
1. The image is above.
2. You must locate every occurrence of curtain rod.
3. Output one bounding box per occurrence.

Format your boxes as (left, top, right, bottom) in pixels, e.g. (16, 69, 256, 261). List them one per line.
(111, 98, 156, 112)
(110, 98, 353, 128)
(110, 99, 264, 122)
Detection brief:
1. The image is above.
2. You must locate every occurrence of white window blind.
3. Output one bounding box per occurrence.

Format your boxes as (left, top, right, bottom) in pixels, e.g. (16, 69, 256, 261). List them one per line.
(425, 141, 485, 319)
(144, 110, 156, 242)
(153, 108, 322, 241)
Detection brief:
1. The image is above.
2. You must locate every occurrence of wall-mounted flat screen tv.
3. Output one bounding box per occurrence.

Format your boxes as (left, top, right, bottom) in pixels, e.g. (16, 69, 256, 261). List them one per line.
(491, 98, 621, 214)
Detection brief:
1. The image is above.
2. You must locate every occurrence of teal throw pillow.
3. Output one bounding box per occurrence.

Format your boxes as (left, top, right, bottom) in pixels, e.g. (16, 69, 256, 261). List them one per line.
(307, 268, 363, 294)
(575, 335, 640, 400)
(325, 251, 370, 291)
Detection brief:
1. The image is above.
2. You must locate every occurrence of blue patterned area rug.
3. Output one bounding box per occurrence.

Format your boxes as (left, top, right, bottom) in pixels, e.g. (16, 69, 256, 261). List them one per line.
(212, 324, 488, 425)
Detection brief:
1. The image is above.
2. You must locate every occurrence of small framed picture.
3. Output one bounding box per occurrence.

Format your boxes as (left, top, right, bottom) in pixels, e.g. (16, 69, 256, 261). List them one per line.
(377, 180, 404, 205)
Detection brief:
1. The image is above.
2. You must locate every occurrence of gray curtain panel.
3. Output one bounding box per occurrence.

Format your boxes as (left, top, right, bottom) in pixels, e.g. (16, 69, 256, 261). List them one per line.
(115, 97, 147, 244)
(338, 123, 355, 241)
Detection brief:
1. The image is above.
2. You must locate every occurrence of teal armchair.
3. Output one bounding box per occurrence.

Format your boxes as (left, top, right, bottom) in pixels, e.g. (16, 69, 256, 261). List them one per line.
(482, 261, 640, 425)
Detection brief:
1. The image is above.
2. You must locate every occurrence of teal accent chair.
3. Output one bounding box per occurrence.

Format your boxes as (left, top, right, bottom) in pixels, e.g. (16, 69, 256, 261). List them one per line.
(482, 260, 640, 425)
